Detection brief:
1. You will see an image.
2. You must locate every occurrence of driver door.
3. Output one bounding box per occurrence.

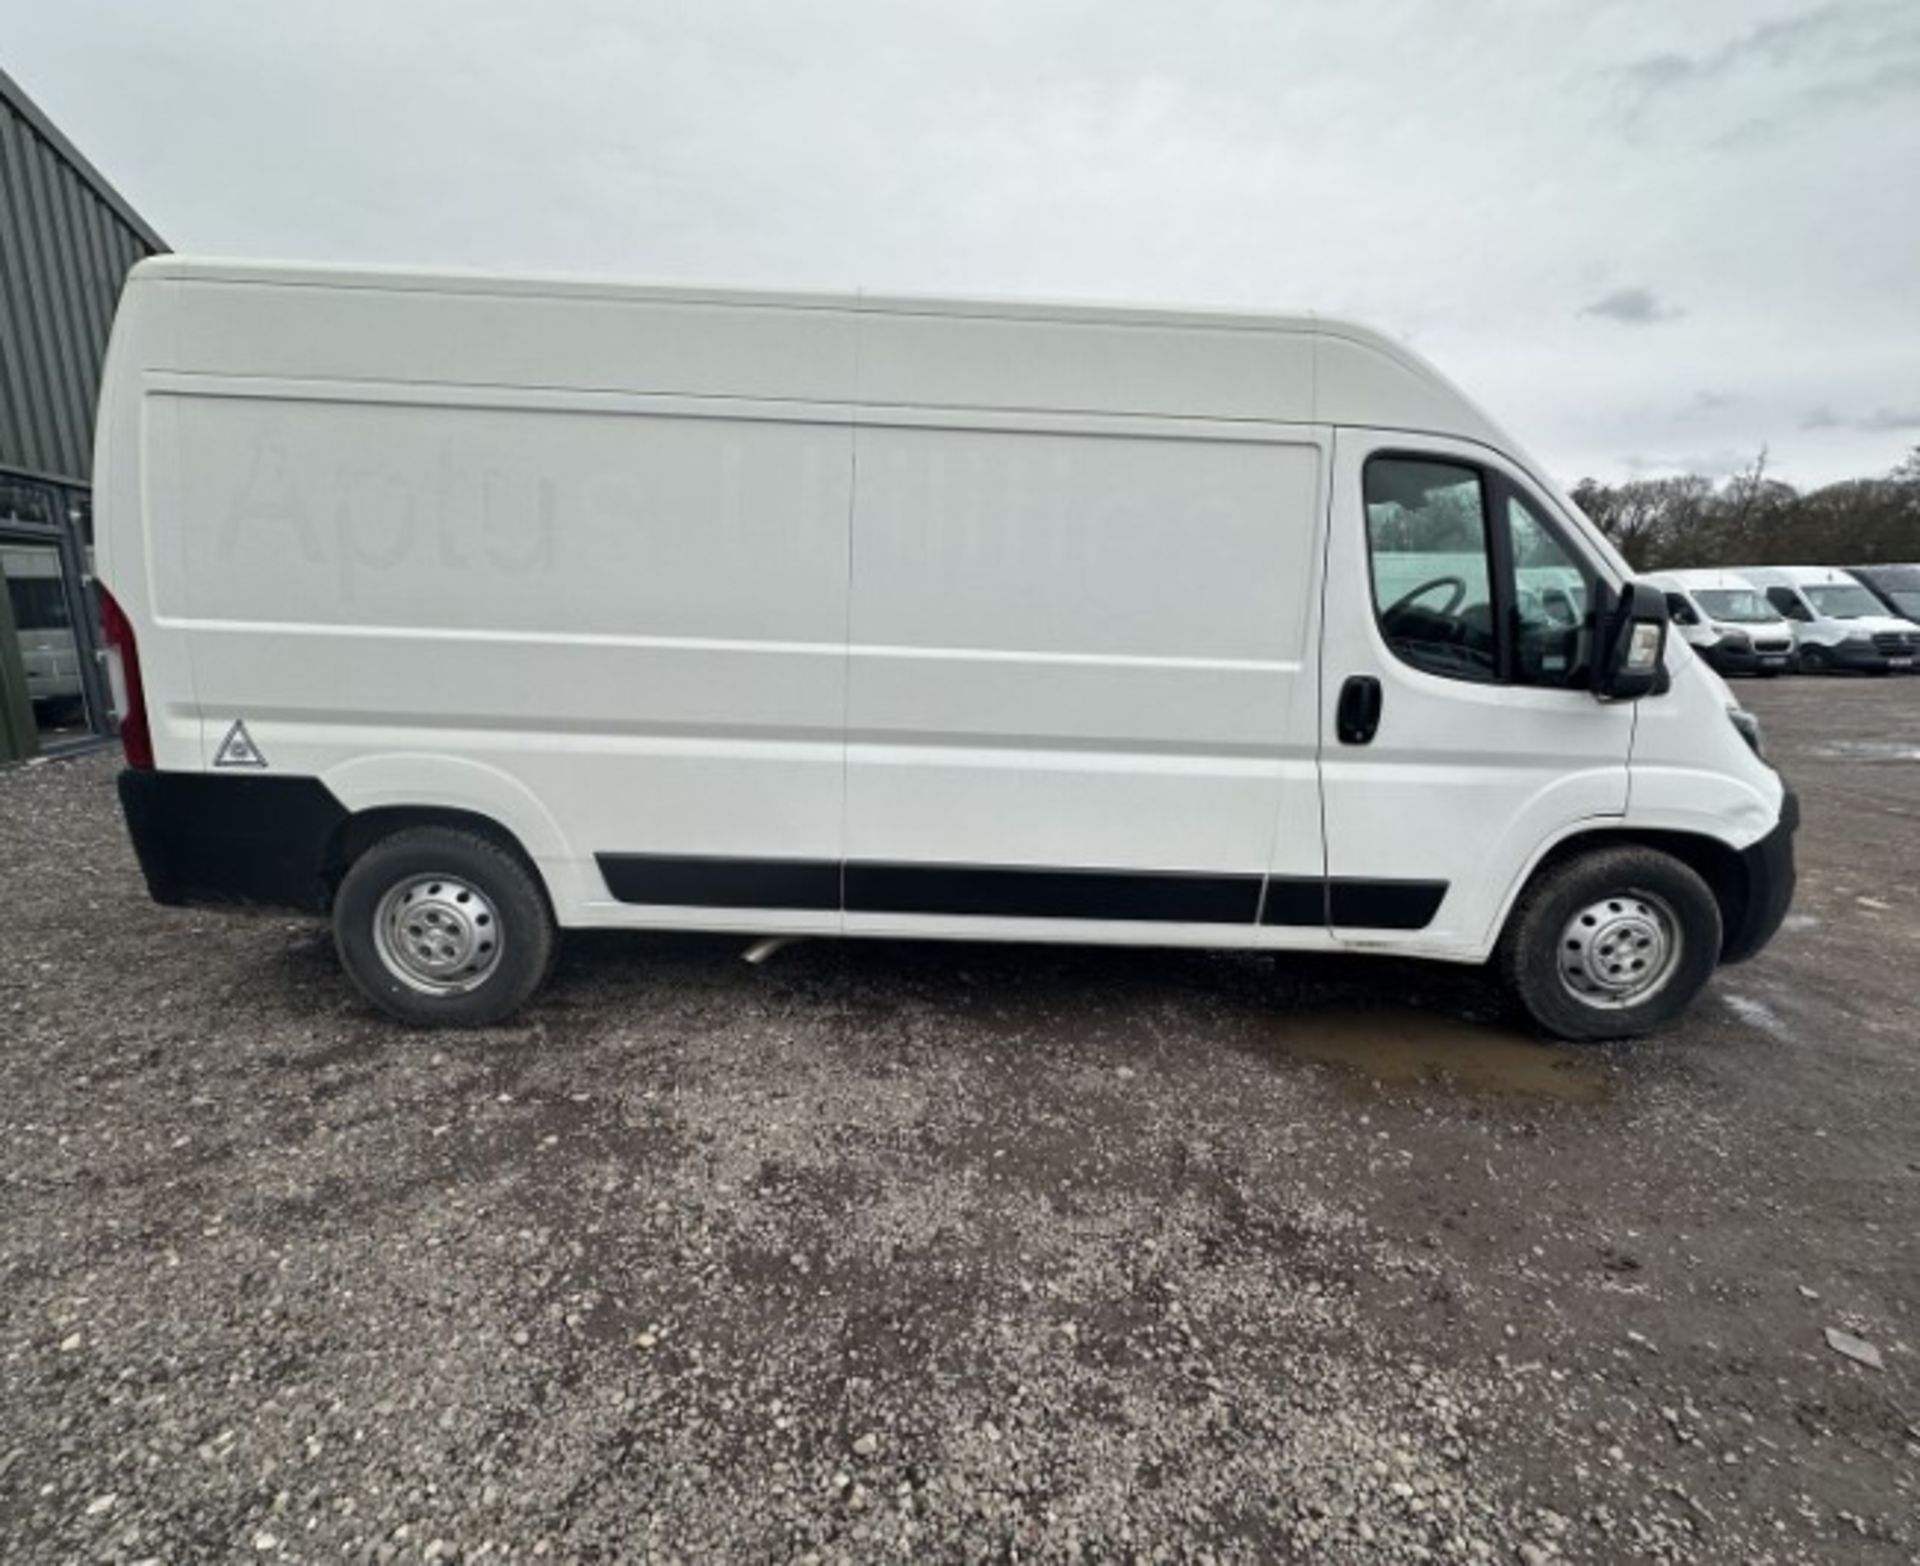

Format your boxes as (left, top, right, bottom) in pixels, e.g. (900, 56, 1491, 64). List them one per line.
(1318, 429, 1634, 953)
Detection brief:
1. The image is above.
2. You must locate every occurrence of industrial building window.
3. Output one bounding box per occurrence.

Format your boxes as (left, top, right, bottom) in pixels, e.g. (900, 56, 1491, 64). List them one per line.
(0, 477, 57, 526)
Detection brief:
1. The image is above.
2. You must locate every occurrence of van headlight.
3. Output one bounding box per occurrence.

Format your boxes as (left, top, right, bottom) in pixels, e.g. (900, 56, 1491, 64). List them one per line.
(1727, 704, 1764, 758)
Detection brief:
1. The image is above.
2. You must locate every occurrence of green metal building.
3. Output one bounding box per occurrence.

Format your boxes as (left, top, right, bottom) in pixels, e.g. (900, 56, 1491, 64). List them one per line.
(2, 64, 164, 760)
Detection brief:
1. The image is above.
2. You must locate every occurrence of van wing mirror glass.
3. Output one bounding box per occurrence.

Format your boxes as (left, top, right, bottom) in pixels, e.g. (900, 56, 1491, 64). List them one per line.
(1593, 580, 1669, 701)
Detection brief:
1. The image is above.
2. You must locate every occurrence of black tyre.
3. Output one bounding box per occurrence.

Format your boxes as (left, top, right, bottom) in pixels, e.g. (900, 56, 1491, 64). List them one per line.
(1498, 847, 1721, 1042)
(332, 826, 555, 1027)
(1797, 646, 1830, 675)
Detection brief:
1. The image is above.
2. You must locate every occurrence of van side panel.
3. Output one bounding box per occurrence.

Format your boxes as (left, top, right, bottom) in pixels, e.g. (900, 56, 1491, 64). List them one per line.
(854, 309, 1314, 422)
(162, 278, 859, 403)
(842, 409, 1326, 940)
(148, 380, 855, 928)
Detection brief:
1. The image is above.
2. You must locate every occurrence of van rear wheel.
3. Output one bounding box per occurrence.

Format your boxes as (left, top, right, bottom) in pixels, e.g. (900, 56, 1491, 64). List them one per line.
(1498, 847, 1721, 1042)
(333, 826, 555, 1027)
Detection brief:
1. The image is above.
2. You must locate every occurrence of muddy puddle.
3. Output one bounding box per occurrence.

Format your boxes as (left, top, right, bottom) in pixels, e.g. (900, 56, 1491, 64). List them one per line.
(1258, 1008, 1613, 1104)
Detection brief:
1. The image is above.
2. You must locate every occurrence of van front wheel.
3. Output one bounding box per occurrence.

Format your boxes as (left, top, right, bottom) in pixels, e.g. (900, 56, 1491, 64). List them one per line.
(1498, 847, 1721, 1042)
(333, 826, 555, 1027)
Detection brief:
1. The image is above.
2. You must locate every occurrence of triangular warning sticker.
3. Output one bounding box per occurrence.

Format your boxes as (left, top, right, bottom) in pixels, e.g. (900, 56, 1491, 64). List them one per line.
(214, 720, 268, 769)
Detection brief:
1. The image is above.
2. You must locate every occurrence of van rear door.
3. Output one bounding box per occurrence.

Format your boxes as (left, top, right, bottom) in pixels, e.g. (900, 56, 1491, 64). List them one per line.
(1317, 430, 1632, 952)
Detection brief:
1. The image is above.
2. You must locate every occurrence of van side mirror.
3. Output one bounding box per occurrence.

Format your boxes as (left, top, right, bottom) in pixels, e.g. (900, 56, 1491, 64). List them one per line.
(1594, 580, 1669, 701)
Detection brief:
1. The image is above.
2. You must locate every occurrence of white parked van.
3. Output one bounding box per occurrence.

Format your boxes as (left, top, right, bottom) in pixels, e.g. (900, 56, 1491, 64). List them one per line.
(1642, 570, 1796, 677)
(95, 258, 1796, 1040)
(1736, 566, 1920, 675)
(2, 545, 85, 710)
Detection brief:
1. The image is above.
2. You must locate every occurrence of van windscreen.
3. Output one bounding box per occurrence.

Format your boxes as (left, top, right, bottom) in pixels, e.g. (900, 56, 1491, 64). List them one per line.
(1804, 584, 1883, 620)
(1693, 589, 1774, 623)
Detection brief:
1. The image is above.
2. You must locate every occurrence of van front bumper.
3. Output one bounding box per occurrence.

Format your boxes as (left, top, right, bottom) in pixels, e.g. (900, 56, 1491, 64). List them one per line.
(1721, 787, 1798, 965)
(1702, 639, 1793, 676)
(118, 769, 347, 913)
(1823, 640, 1914, 673)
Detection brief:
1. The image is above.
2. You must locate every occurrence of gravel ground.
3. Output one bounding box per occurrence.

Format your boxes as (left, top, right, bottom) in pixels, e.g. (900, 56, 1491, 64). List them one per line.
(1, 678, 1916, 1564)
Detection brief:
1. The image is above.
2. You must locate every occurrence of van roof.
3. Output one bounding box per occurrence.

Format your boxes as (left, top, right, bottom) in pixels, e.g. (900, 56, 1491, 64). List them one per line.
(123, 254, 1520, 454)
(1731, 565, 1860, 585)
(1646, 569, 1766, 590)
(134, 253, 1339, 334)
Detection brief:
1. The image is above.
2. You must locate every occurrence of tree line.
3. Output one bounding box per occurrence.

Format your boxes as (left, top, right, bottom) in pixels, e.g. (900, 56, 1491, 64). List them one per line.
(1570, 445, 1920, 572)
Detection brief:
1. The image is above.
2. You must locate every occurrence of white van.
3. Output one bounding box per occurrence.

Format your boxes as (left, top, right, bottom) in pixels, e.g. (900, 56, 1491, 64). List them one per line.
(1642, 569, 1796, 677)
(94, 258, 1796, 1041)
(2, 545, 85, 710)
(1736, 566, 1920, 675)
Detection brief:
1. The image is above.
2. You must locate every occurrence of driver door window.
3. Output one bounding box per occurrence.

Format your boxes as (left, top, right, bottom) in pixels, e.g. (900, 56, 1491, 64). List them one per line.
(1365, 455, 1597, 690)
(1364, 459, 1497, 682)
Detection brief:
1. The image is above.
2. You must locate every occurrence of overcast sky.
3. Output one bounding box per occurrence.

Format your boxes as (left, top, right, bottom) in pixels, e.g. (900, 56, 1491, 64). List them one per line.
(7, 0, 1917, 488)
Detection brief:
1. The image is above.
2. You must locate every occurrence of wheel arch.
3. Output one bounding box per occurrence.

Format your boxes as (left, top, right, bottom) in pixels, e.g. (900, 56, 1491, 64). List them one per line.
(1498, 826, 1752, 963)
(321, 805, 554, 915)
(316, 754, 575, 914)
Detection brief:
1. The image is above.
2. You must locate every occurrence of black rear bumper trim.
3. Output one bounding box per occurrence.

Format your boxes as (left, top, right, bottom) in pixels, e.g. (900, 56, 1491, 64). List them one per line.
(118, 770, 346, 913)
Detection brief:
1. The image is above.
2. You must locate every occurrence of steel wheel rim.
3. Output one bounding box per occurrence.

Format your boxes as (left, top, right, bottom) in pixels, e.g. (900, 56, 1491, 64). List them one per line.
(1557, 889, 1681, 1010)
(372, 874, 504, 996)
